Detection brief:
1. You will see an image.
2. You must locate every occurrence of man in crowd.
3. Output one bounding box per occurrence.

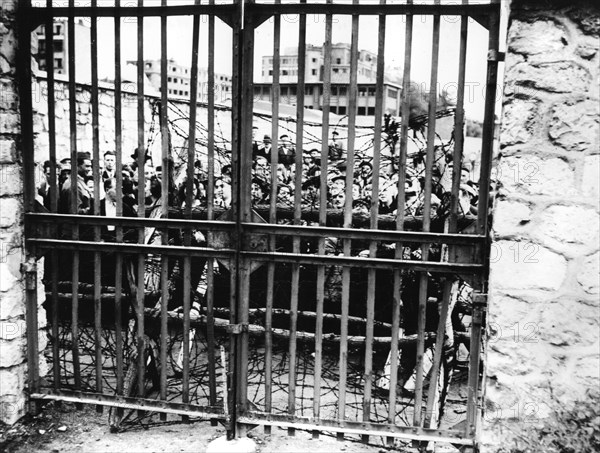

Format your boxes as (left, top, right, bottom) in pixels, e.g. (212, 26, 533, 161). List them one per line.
(102, 151, 117, 181)
(59, 151, 93, 215)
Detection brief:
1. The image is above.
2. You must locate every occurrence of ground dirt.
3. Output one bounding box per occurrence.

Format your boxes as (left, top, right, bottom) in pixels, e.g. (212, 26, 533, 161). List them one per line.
(0, 402, 432, 453)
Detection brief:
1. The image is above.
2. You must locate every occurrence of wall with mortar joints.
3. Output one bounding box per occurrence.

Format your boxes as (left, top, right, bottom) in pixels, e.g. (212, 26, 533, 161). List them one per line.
(483, 0, 599, 450)
(0, 0, 48, 425)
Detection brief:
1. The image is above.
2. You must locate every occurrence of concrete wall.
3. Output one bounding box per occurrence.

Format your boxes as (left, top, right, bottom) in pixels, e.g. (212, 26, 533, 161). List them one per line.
(484, 0, 599, 448)
(1, 0, 47, 425)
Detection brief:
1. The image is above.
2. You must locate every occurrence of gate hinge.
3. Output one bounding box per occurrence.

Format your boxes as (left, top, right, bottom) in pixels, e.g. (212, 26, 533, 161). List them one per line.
(487, 50, 505, 62)
(21, 261, 37, 291)
(226, 323, 248, 335)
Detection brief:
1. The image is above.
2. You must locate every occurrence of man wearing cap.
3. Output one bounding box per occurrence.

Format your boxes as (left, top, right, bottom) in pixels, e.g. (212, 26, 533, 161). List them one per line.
(328, 131, 345, 161)
(60, 151, 93, 215)
(278, 134, 296, 166)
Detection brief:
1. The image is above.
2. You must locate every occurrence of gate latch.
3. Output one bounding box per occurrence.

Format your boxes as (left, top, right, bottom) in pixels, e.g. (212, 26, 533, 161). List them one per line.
(226, 323, 249, 335)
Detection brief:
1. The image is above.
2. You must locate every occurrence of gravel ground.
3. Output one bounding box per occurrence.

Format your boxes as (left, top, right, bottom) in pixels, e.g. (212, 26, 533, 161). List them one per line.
(1, 402, 426, 453)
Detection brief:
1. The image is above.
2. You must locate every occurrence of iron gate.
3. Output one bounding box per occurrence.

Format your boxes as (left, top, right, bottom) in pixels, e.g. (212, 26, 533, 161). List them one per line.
(19, 0, 501, 450)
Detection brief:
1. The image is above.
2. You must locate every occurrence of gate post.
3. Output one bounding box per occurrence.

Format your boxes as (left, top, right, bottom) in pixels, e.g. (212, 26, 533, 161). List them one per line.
(0, 0, 46, 425)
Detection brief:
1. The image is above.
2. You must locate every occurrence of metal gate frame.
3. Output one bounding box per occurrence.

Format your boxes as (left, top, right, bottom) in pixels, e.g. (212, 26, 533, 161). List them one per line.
(18, 0, 501, 450)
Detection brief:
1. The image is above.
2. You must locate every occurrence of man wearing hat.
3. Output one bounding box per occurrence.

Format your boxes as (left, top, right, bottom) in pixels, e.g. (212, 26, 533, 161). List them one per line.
(59, 151, 93, 215)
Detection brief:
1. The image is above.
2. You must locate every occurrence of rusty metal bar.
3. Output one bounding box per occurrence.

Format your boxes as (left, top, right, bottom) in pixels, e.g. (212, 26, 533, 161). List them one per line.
(114, 0, 124, 419)
(414, 0, 442, 429)
(477, 0, 501, 239)
(265, 0, 281, 434)
(449, 0, 469, 233)
(28, 3, 496, 19)
(466, 293, 486, 438)
(313, 1, 332, 438)
(206, 0, 218, 419)
(238, 412, 473, 445)
(31, 390, 228, 420)
(338, 3, 360, 439)
(159, 0, 169, 421)
(66, 0, 81, 397)
(136, 0, 146, 405)
(90, 0, 103, 412)
(362, 3, 386, 442)
(287, 3, 307, 436)
(388, 1, 414, 442)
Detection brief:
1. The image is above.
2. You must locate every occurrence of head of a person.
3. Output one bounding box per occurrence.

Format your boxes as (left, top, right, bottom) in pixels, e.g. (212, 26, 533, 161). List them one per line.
(303, 152, 315, 166)
(263, 135, 272, 146)
(280, 134, 291, 147)
(251, 179, 267, 203)
(460, 164, 471, 184)
(359, 161, 373, 178)
(77, 152, 92, 179)
(43, 160, 52, 179)
(330, 175, 346, 192)
(379, 180, 398, 207)
(252, 126, 259, 141)
(331, 188, 345, 209)
(332, 131, 340, 142)
(277, 184, 293, 203)
(85, 177, 95, 192)
(104, 178, 117, 203)
(221, 164, 232, 184)
(253, 155, 270, 176)
(104, 151, 116, 171)
(309, 148, 320, 161)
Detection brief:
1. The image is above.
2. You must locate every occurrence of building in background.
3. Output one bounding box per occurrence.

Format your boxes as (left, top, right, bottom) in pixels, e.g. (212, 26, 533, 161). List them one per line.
(34, 18, 91, 82)
(138, 59, 232, 104)
(255, 43, 402, 116)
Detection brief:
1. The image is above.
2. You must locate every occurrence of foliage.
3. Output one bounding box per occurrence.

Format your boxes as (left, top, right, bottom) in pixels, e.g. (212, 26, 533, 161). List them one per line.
(497, 389, 600, 453)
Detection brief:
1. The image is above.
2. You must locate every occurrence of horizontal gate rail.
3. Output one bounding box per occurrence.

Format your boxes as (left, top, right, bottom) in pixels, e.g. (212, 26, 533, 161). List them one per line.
(31, 390, 228, 421)
(238, 412, 473, 446)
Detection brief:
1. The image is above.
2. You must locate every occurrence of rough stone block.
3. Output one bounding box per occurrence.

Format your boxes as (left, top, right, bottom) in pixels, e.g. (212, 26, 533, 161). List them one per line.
(0, 290, 24, 320)
(0, 78, 18, 111)
(490, 240, 567, 292)
(0, 395, 26, 426)
(500, 100, 538, 147)
(0, 137, 16, 163)
(0, 164, 22, 196)
(536, 205, 599, 253)
(492, 200, 531, 238)
(577, 251, 599, 295)
(0, 112, 19, 134)
(0, 232, 22, 292)
(0, 28, 15, 67)
(0, 197, 20, 230)
(582, 155, 600, 202)
(0, 336, 26, 368)
(497, 155, 576, 198)
(0, 317, 25, 339)
(539, 299, 600, 348)
(508, 19, 567, 58)
(549, 100, 600, 152)
(507, 61, 591, 94)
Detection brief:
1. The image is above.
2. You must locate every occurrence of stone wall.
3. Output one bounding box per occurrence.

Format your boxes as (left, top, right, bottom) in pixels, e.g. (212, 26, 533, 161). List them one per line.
(484, 0, 599, 449)
(0, 0, 47, 425)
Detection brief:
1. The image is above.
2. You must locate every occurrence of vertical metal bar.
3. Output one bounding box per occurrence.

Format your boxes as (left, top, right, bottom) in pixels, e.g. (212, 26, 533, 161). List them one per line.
(449, 0, 469, 234)
(313, 1, 332, 439)
(67, 0, 81, 398)
(362, 3, 386, 443)
(113, 0, 124, 420)
(477, 1, 501, 240)
(414, 0, 441, 430)
(159, 0, 169, 422)
(388, 3, 413, 445)
(265, 0, 281, 434)
(183, 0, 203, 420)
(236, 2, 255, 435)
(287, 1, 307, 437)
(43, 0, 60, 392)
(136, 0, 146, 405)
(338, 3, 359, 440)
(18, 0, 39, 408)
(206, 0, 218, 420)
(90, 0, 103, 412)
(466, 294, 486, 438)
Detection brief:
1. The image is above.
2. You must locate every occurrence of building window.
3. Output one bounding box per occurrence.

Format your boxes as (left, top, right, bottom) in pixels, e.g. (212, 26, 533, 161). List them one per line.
(172, 67, 177, 72)
(282, 70, 288, 76)
(312, 58, 317, 63)
(174, 78, 178, 83)
(357, 106, 366, 115)
(168, 77, 172, 82)
(367, 107, 375, 115)
(339, 87, 347, 96)
(338, 106, 346, 115)
(311, 69, 317, 76)
(388, 88, 398, 99)
(54, 41, 63, 52)
(269, 70, 273, 75)
(54, 58, 63, 69)
(336, 58, 341, 64)
(333, 68, 339, 73)
(185, 91, 188, 96)
(54, 24, 62, 35)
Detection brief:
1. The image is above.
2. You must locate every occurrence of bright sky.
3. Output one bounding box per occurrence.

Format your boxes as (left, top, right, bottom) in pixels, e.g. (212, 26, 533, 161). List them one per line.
(85, 1, 508, 121)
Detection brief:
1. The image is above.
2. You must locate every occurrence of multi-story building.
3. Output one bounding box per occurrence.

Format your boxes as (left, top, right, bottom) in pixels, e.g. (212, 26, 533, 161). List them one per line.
(34, 18, 91, 82)
(256, 43, 401, 116)
(138, 59, 232, 103)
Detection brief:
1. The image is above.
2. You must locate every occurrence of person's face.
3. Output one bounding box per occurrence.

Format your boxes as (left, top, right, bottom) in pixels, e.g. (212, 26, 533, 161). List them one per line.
(255, 157, 269, 175)
(251, 183, 264, 202)
(363, 184, 372, 199)
(104, 154, 116, 171)
(310, 150, 319, 160)
(352, 184, 360, 200)
(461, 169, 470, 184)
(379, 185, 397, 206)
(332, 179, 345, 191)
(78, 159, 92, 178)
(278, 187, 291, 202)
(145, 166, 155, 181)
(303, 155, 314, 166)
(86, 179, 94, 192)
(215, 180, 225, 198)
(360, 165, 371, 178)
(331, 189, 345, 208)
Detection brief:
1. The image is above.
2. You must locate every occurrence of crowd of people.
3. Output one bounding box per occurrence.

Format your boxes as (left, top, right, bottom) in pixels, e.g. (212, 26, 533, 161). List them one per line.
(36, 130, 480, 231)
